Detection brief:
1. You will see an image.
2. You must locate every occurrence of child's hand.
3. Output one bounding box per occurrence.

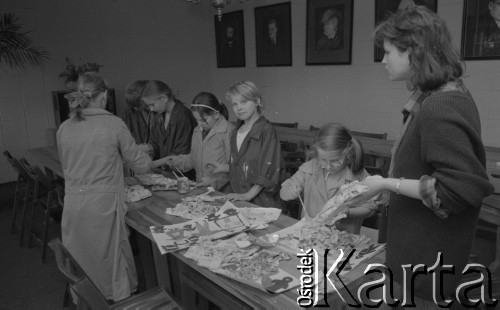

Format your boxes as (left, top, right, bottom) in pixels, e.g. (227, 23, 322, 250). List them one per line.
(195, 176, 212, 188)
(323, 207, 348, 226)
(206, 162, 224, 174)
(224, 193, 249, 202)
(280, 179, 301, 200)
(343, 176, 385, 207)
(162, 155, 181, 167)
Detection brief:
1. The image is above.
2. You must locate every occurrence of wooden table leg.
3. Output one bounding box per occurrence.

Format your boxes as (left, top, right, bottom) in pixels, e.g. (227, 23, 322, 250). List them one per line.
(489, 227, 500, 275)
(136, 232, 158, 289)
(152, 244, 172, 293)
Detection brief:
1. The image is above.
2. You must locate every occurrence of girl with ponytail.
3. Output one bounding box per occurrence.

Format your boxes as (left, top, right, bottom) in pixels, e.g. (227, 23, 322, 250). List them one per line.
(280, 122, 379, 234)
(158, 92, 234, 190)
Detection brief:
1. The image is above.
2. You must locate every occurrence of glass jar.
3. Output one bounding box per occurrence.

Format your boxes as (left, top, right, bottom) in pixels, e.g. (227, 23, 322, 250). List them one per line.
(177, 178, 189, 194)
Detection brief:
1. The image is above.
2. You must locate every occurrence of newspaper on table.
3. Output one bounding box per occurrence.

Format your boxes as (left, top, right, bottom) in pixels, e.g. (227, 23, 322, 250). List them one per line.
(183, 182, 384, 294)
(124, 184, 152, 202)
(129, 173, 178, 191)
(166, 188, 281, 225)
(151, 201, 281, 254)
(165, 188, 223, 219)
(184, 232, 301, 294)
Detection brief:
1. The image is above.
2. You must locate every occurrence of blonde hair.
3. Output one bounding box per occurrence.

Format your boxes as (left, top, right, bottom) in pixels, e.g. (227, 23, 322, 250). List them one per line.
(312, 123, 365, 174)
(225, 81, 263, 113)
(71, 72, 108, 121)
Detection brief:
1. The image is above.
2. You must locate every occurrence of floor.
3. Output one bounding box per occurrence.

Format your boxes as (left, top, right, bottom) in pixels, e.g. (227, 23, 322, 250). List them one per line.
(0, 181, 145, 309)
(0, 182, 67, 309)
(0, 180, 498, 309)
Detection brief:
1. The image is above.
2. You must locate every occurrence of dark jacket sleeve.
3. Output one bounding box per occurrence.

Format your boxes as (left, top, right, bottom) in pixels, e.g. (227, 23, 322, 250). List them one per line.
(117, 120, 152, 174)
(249, 123, 284, 191)
(149, 114, 161, 159)
(418, 92, 493, 214)
(170, 104, 196, 155)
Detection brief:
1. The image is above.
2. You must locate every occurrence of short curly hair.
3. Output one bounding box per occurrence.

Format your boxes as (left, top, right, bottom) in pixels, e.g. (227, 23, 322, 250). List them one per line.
(374, 5, 463, 92)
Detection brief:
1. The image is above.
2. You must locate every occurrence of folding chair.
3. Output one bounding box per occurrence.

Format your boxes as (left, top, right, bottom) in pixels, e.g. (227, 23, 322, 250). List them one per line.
(49, 238, 182, 310)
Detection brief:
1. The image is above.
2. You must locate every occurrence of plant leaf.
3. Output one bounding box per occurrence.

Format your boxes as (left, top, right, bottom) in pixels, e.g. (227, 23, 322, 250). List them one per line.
(0, 12, 49, 70)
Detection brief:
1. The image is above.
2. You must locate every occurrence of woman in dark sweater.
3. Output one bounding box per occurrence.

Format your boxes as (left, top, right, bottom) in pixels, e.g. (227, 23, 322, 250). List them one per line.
(345, 5, 494, 308)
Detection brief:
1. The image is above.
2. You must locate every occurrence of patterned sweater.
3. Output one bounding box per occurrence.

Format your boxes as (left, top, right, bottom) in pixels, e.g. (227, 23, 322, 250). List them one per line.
(387, 85, 494, 301)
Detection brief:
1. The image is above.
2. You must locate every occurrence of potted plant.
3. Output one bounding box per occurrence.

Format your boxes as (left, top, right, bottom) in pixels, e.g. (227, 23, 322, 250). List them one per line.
(0, 13, 48, 70)
(58, 57, 103, 89)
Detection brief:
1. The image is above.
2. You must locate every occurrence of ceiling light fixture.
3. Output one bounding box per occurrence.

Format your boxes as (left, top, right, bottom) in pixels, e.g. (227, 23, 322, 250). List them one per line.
(184, 0, 250, 22)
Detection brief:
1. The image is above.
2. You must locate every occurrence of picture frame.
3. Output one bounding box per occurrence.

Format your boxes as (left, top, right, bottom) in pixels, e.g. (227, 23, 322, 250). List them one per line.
(255, 2, 292, 67)
(306, 0, 353, 65)
(461, 0, 500, 60)
(214, 10, 246, 68)
(374, 0, 437, 62)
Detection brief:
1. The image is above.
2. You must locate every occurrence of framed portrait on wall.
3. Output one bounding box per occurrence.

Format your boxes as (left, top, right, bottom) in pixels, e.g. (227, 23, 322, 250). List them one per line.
(255, 2, 292, 67)
(306, 0, 353, 65)
(374, 0, 437, 62)
(462, 0, 500, 60)
(215, 10, 246, 68)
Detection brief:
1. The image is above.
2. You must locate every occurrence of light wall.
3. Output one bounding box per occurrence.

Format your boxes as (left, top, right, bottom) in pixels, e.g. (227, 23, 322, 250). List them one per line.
(1, 0, 499, 184)
(0, 0, 213, 183)
(208, 0, 500, 145)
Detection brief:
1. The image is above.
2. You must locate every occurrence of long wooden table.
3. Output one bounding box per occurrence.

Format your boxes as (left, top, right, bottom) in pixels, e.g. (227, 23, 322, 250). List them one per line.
(28, 142, 500, 292)
(126, 188, 385, 309)
(26, 146, 385, 308)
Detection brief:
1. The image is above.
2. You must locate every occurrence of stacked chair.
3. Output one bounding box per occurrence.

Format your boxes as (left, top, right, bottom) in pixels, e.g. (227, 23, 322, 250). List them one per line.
(49, 238, 182, 310)
(3, 151, 36, 246)
(23, 161, 64, 263)
(3, 150, 65, 262)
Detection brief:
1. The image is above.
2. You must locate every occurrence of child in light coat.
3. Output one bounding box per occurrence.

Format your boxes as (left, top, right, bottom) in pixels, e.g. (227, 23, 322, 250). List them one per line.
(280, 123, 379, 234)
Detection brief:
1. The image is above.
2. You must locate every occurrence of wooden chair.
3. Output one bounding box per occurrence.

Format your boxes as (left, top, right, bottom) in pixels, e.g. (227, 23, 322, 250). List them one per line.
(349, 130, 388, 140)
(350, 130, 389, 175)
(49, 238, 182, 310)
(28, 164, 64, 263)
(271, 122, 298, 129)
(274, 123, 300, 152)
(3, 151, 31, 237)
(309, 125, 319, 132)
(283, 151, 307, 179)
